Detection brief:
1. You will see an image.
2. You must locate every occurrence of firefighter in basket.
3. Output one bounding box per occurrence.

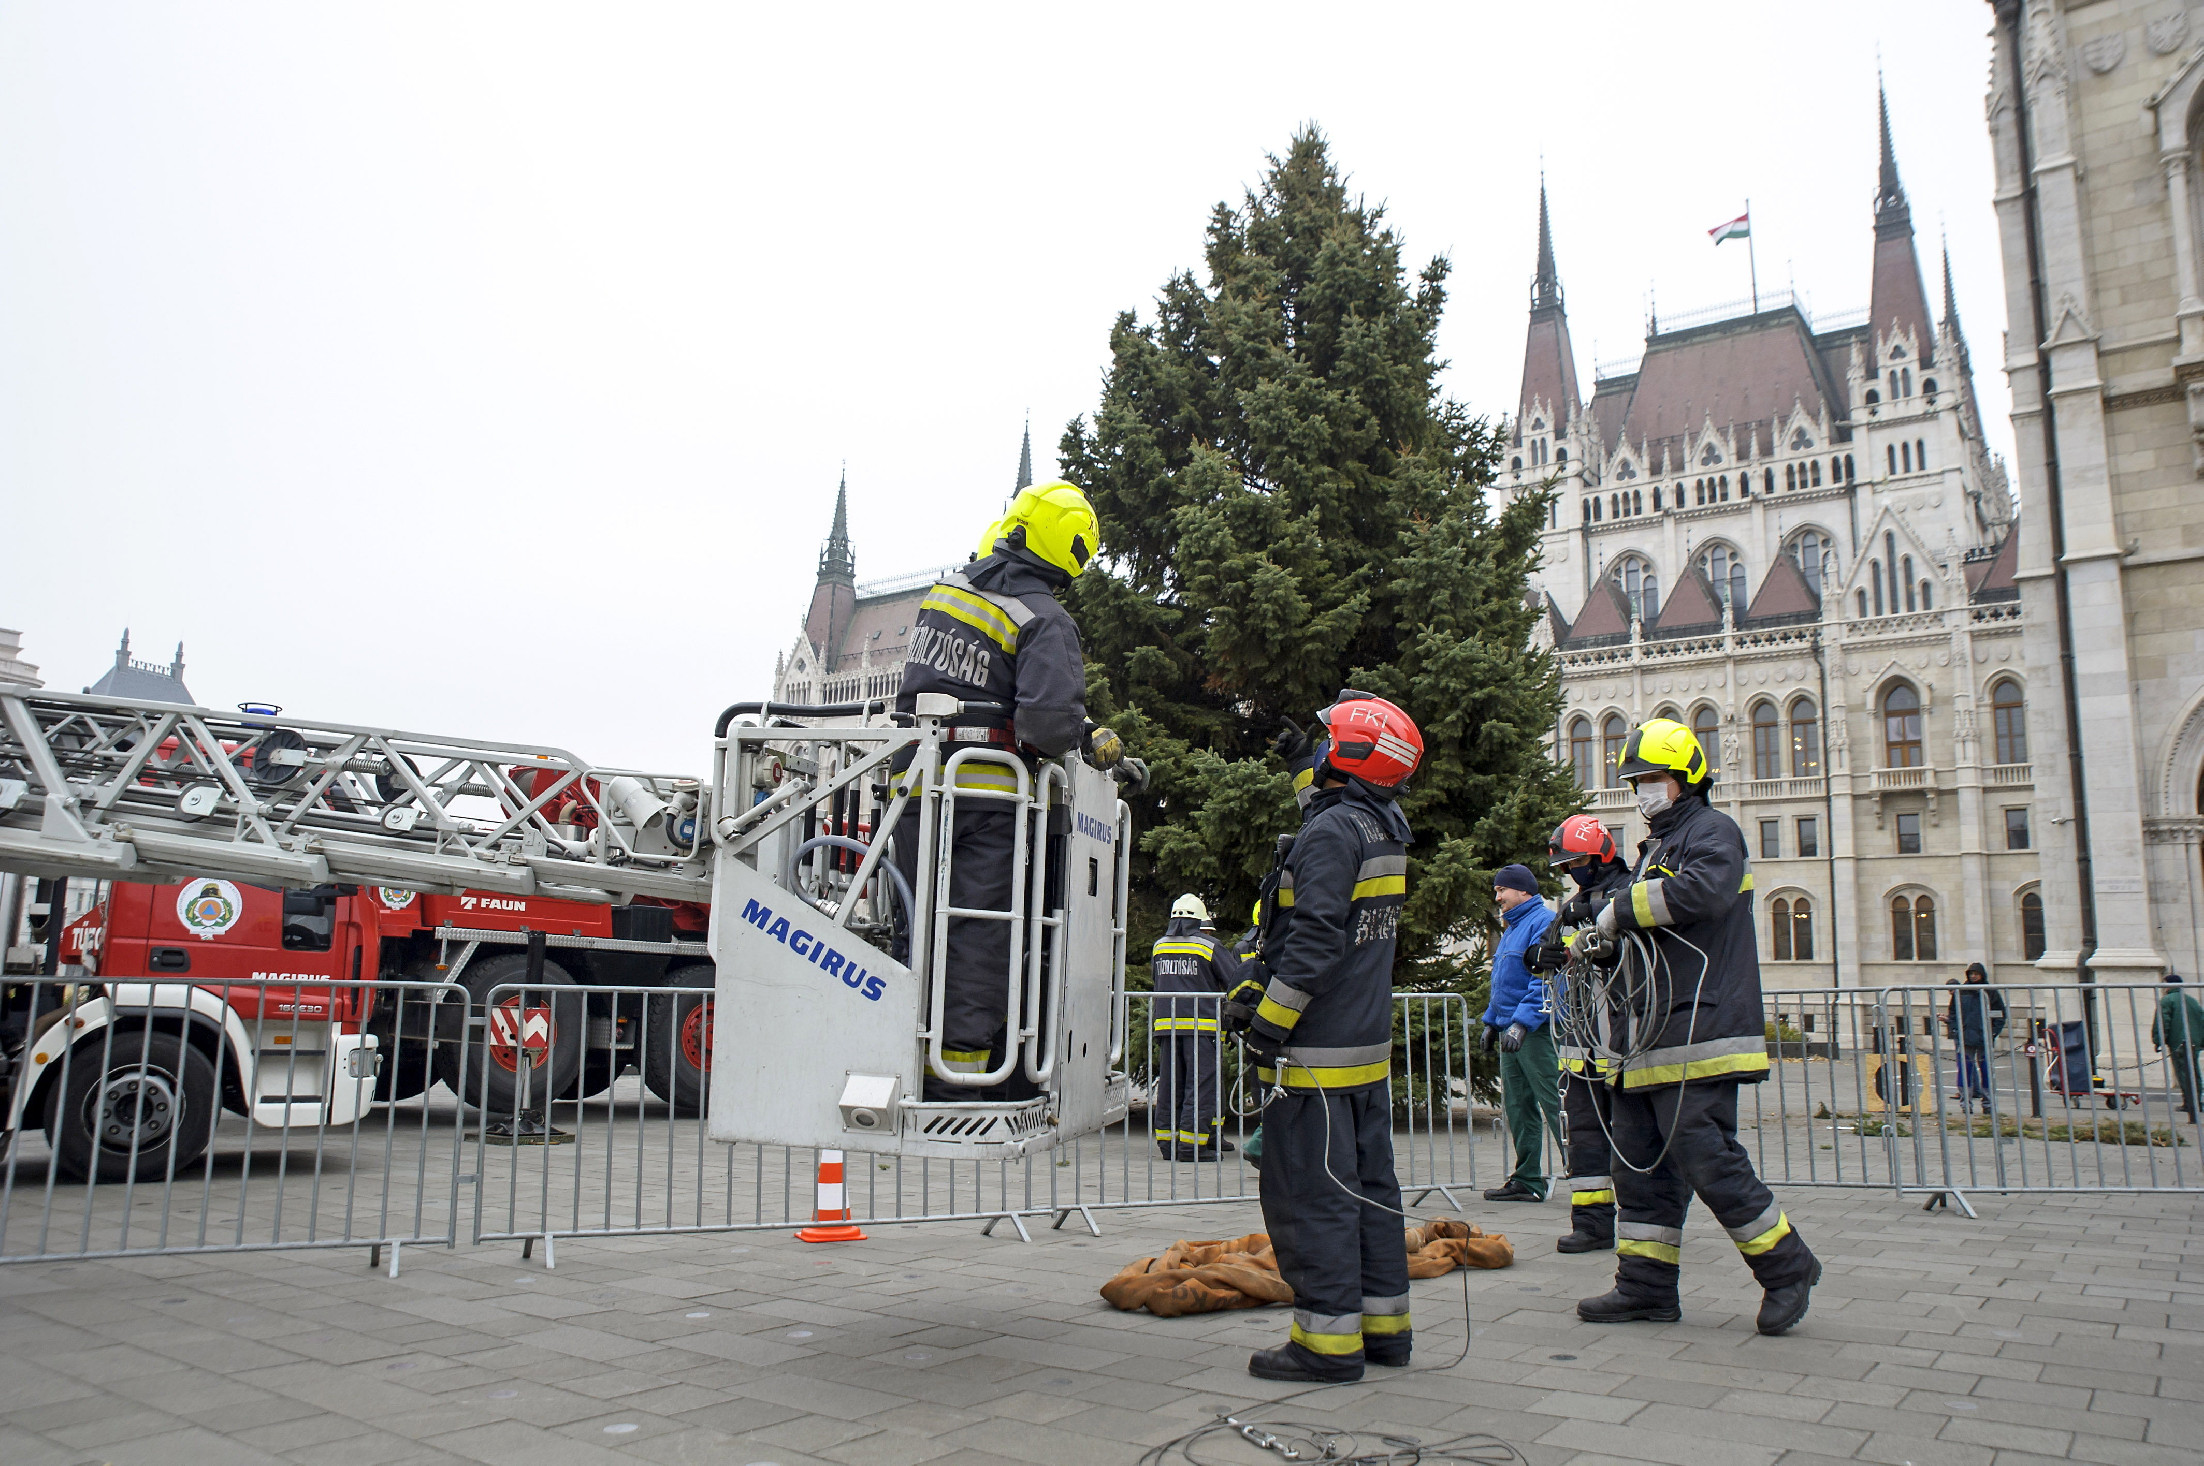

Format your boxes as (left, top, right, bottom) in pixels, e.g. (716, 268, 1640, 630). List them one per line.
(1529, 813, 1636, 1254)
(1574, 717, 1822, 1336)
(890, 481, 1128, 1101)
(1222, 693, 1422, 1384)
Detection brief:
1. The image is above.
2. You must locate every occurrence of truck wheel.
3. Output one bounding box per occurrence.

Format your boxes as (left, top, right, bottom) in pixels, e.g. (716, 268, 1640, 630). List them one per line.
(45, 1031, 219, 1184)
(433, 952, 584, 1115)
(641, 963, 713, 1116)
(559, 993, 637, 1102)
(365, 983, 435, 1103)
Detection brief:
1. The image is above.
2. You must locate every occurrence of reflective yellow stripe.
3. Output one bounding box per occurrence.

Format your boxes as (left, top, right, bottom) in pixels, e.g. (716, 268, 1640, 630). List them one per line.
(1255, 996, 1303, 1031)
(1292, 767, 1314, 792)
(1151, 1018, 1220, 1032)
(1739, 873, 1755, 891)
(1736, 1213, 1792, 1256)
(938, 1048, 991, 1074)
(1571, 1189, 1615, 1205)
(920, 586, 1020, 652)
(1290, 1323, 1364, 1356)
(1255, 1059, 1391, 1090)
(1361, 1312, 1411, 1336)
(1616, 1238, 1680, 1264)
(951, 764, 1021, 793)
(1631, 882, 1656, 926)
(1153, 942, 1215, 956)
(1352, 875, 1406, 900)
(1620, 1049, 1771, 1089)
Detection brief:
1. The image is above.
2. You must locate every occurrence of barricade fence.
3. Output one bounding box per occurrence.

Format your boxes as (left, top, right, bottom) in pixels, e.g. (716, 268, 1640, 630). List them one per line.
(8, 977, 2192, 1270)
(0, 978, 469, 1269)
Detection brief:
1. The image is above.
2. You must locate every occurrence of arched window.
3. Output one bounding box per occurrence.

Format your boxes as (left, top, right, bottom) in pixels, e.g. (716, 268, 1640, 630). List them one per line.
(1886, 890, 1939, 961)
(1692, 705, 1721, 776)
(1888, 444, 1898, 475)
(1512, 456, 1523, 471)
(1844, 454, 1855, 480)
(1634, 489, 1643, 515)
(1901, 367, 1912, 398)
(1856, 588, 1868, 618)
(1699, 544, 1747, 610)
(1720, 473, 1730, 500)
(1788, 698, 1820, 777)
(1592, 496, 1602, 521)
(1922, 377, 1938, 400)
(1785, 463, 1797, 491)
(1810, 458, 1823, 487)
(1614, 556, 1660, 622)
(1601, 715, 1628, 788)
(1790, 530, 1833, 598)
(1830, 456, 1841, 484)
(1772, 896, 1814, 961)
(1567, 717, 1595, 789)
(1763, 467, 1774, 493)
(1883, 683, 1923, 768)
(1865, 388, 1881, 408)
(1557, 446, 1568, 463)
(2020, 889, 2045, 961)
(1583, 500, 1592, 524)
(1871, 560, 1885, 616)
(1903, 555, 1917, 612)
(1991, 678, 2026, 764)
(1916, 438, 1927, 470)
(1611, 493, 1620, 519)
(1902, 441, 1912, 473)
(1752, 702, 1782, 780)
(1919, 579, 1933, 610)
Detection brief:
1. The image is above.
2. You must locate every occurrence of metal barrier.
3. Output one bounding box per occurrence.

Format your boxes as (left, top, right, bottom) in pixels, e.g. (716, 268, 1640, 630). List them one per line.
(1, 978, 469, 1271)
(472, 984, 1483, 1254)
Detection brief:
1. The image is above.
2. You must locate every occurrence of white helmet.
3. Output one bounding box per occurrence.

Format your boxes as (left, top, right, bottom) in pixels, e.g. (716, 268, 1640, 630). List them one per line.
(1170, 893, 1209, 921)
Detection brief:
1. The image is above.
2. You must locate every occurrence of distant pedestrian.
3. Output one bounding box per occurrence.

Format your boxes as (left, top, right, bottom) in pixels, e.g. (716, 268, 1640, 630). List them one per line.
(1942, 962, 2006, 1114)
(2152, 973, 2204, 1122)
(1481, 864, 1561, 1203)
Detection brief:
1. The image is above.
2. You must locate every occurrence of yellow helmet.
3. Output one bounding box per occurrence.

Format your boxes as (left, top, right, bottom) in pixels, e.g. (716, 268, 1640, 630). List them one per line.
(1616, 717, 1710, 787)
(992, 480, 1101, 579)
(974, 515, 1008, 559)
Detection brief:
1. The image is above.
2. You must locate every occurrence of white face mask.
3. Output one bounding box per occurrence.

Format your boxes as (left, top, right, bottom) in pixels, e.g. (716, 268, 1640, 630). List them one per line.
(1634, 783, 1674, 820)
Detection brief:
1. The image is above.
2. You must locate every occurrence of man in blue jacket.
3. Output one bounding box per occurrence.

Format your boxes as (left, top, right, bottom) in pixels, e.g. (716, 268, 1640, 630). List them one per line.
(1482, 864, 1561, 1202)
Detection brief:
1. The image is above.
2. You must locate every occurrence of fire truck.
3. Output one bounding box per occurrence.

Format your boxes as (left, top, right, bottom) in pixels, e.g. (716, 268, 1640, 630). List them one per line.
(0, 685, 1132, 1182)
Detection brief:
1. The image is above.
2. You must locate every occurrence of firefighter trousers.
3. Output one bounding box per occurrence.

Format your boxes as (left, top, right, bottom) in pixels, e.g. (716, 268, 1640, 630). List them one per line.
(1561, 1067, 1615, 1240)
(1609, 1078, 1816, 1302)
(1257, 1085, 1411, 1363)
(893, 803, 1016, 1097)
(1152, 994, 1222, 1154)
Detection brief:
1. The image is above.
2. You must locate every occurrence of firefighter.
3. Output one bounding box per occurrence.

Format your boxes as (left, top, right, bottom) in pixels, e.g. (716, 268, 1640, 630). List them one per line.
(1537, 813, 1634, 1254)
(1576, 718, 1821, 1335)
(1150, 894, 1236, 1160)
(891, 481, 1118, 1100)
(1224, 693, 1422, 1383)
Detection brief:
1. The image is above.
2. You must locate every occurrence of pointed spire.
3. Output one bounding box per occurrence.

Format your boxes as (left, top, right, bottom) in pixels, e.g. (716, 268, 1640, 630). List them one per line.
(115, 629, 130, 670)
(1874, 78, 1910, 234)
(1532, 177, 1562, 312)
(1941, 237, 1960, 331)
(818, 466, 855, 582)
(1014, 418, 1033, 492)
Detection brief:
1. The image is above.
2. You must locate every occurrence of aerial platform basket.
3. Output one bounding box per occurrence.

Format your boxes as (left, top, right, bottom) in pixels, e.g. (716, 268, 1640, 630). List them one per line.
(704, 693, 1132, 1160)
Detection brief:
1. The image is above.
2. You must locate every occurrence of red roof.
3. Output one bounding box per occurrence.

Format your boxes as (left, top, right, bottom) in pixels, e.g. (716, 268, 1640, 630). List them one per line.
(1966, 527, 2019, 599)
(1744, 550, 1819, 621)
(1568, 578, 1633, 640)
(1587, 310, 1839, 461)
(1653, 567, 1724, 632)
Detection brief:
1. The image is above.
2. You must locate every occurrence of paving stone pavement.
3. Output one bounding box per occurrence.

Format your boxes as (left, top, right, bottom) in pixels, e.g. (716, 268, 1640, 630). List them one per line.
(0, 1184, 2196, 1466)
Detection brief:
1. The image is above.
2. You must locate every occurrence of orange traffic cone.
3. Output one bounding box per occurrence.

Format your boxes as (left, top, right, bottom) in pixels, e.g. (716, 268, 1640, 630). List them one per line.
(795, 1149, 867, 1243)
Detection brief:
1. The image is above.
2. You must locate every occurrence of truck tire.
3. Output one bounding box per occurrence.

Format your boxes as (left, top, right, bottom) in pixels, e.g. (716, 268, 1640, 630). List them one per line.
(641, 963, 713, 1116)
(559, 993, 638, 1102)
(365, 982, 436, 1103)
(46, 1030, 220, 1184)
(433, 951, 585, 1116)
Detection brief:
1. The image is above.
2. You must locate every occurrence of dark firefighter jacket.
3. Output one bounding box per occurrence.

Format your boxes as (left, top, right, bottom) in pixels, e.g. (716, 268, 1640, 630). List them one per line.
(892, 549, 1086, 792)
(1605, 791, 1767, 1091)
(1247, 784, 1412, 1092)
(1150, 917, 1233, 1035)
(1553, 857, 1633, 1077)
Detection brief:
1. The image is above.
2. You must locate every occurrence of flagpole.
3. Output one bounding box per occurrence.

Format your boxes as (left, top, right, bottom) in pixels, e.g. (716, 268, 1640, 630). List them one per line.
(1746, 198, 1760, 313)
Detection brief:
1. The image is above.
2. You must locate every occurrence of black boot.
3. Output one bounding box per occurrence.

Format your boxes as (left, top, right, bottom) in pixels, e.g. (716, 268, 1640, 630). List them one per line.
(1363, 1337, 1411, 1367)
(1249, 1341, 1364, 1383)
(1576, 1288, 1681, 1324)
(1556, 1228, 1614, 1254)
(1482, 1179, 1543, 1202)
(1755, 1257, 1821, 1336)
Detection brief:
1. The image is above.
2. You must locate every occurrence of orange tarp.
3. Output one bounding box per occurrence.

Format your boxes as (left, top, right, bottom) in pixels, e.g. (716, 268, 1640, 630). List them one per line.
(1099, 1218, 1512, 1318)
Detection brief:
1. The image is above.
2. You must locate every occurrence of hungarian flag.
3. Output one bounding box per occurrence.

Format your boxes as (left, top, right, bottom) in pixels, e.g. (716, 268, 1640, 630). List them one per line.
(1709, 212, 1750, 245)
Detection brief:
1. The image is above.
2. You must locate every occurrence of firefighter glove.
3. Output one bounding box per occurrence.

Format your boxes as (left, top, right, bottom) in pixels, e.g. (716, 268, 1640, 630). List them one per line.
(1270, 718, 1311, 763)
(1084, 724, 1123, 769)
(1241, 1025, 1285, 1063)
(1500, 1023, 1526, 1053)
(1220, 978, 1264, 1034)
(1115, 755, 1149, 792)
(1559, 892, 1597, 928)
(1595, 899, 1620, 937)
(1526, 941, 1569, 975)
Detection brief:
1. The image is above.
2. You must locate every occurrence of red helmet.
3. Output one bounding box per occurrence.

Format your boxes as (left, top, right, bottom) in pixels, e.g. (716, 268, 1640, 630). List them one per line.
(1548, 813, 1615, 867)
(1315, 694, 1422, 793)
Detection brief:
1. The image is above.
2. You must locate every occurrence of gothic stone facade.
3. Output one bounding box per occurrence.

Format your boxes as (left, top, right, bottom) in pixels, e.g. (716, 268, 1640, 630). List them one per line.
(1507, 107, 2040, 991)
(1987, 1, 2204, 983)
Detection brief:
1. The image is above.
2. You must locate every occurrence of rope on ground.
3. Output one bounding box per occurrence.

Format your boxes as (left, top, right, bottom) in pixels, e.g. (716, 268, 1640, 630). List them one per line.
(1099, 1219, 1512, 1318)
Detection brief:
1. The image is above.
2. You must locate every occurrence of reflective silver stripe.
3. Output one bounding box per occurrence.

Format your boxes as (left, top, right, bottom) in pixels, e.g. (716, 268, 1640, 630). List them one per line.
(941, 571, 1037, 628)
(1726, 1204, 1785, 1244)
(1361, 1292, 1410, 1317)
(1629, 1034, 1767, 1070)
(1569, 1175, 1613, 1192)
(1617, 1222, 1683, 1246)
(1279, 1042, 1394, 1067)
(1292, 1309, 1362, 1335)
(1641, 877, 1673, 926)
(1261, 979, 1313, 1014)
(1355, 854, 1408, 882)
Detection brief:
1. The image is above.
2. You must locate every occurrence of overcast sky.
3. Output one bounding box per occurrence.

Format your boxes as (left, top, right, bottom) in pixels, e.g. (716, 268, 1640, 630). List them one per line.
(1, 3, 2010, 776)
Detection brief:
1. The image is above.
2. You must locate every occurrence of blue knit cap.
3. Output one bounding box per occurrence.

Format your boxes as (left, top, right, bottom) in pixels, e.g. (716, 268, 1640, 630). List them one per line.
(1493, 863, 1539, 895)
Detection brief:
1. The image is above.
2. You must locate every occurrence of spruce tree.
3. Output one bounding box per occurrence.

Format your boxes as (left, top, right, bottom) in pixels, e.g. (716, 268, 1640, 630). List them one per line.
(1063, 127, 1581, 992)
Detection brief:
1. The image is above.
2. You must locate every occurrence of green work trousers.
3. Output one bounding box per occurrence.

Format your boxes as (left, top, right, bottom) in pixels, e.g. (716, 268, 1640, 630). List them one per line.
(1499, 1022, 1563, 1197)
(2171, 1045, 2201, 1118)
